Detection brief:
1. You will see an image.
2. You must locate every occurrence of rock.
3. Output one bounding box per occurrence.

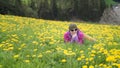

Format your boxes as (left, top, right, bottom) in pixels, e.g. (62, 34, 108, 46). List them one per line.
(100, 4, 120, 25)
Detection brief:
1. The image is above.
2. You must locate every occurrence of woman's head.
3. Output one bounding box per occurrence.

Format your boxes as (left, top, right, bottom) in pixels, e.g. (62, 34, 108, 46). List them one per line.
(69, 24, 78, 35)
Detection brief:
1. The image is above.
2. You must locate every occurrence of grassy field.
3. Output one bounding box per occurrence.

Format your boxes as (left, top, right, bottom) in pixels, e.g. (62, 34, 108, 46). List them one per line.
(0, 14, 120, 68)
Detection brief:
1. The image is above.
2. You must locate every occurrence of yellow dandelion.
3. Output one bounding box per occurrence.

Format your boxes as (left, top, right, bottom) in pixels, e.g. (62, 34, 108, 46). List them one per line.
(89, 65, 94, 68)
(91, 50, 96, 53)
(38, 54, 43, 58)
(46, 50, 52, 53)
(77, 57, 82, 61)
(21, 43, 26, 48)
(89, 57, 94, 61)
(99, 63, 103, 67)
(115, 64, 120, 68)
(26, 55, 30, 57)
(86, 58, 89, 61)
(11, 38, 18, 42)
(82, 65, 87, 68)
(24, 60, 30, 63)
(22, 34, 27, 36)
(90, 54, 95, 57)
(12, 34, 17, 37)
(32, 41, 38, 45)
(61, 59, 66, 63)
(0, 44, 3, 47)
(13, 54, 19, 58)
(81, 55, 85, 59)
(32, 55, 36, 57)
(106, 56, 116, 62)
(8, 47, 14, 50)
(64, 50, 68, 54)
(2, 29, 6, 32)
(18, 48, 22, 50)
(33, 49, 38, 51)
(80, 50, 84, 53)
(49, 42, 54, 45)
(86, 62, 89, 64)
(103, 64, 107, 68)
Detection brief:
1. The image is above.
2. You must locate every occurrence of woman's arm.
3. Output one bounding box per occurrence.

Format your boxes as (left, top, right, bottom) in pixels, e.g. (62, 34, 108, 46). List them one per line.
(64, 32, 71, 43)
(84, 34, 96, 42)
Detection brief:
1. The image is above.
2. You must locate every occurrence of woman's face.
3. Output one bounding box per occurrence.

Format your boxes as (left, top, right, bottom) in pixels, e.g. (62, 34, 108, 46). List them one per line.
(70, 28, 77, 35)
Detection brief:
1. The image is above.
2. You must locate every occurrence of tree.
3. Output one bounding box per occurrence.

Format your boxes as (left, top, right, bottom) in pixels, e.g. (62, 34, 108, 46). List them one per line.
(0, 0, 24, 15)
(0, 0, 107, 22)
(113, 0, 120, 2)
(51, 0, 58, 19)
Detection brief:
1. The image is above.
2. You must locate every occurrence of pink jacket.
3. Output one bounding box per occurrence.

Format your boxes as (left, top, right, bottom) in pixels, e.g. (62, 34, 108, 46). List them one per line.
(64, 30, 84, 44)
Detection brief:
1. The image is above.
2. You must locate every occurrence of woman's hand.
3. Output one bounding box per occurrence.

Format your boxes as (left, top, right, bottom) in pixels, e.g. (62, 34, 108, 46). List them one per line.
(72, 33, 77, 39)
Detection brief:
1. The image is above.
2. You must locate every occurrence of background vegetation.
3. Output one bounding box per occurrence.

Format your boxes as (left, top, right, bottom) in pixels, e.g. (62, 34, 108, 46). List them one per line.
(0, 0, 118, 22)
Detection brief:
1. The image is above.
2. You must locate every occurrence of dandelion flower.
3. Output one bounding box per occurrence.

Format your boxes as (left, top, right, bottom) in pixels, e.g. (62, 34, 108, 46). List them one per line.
(24, 60, 30, 63)
(82, 65, 87, 68)
(89, 65, 94, 68)
(38, 54, 43, 58)
(13, 54, 19, 58)
(61, 59, 66, 63)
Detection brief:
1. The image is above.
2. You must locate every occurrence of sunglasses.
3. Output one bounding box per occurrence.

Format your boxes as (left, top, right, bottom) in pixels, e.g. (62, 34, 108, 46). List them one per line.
(70, 29, 77, 31)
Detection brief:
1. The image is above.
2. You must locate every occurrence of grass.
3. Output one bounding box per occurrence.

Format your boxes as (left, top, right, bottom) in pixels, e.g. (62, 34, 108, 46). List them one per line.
(105, 0, 118, 7)
(0, 14, 120, 68)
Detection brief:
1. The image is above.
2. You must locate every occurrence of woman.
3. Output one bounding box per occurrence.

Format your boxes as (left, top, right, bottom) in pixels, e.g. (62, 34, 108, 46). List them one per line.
(64, 23, 96, 44)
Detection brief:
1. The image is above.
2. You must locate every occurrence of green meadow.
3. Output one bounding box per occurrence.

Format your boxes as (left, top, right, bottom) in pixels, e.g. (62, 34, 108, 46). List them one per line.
(0, 15, 120, 68)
